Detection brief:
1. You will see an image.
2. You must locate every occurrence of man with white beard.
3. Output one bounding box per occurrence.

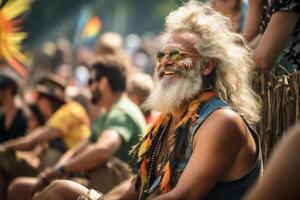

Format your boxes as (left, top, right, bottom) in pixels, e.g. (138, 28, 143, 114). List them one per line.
(32, 2, 262, 200)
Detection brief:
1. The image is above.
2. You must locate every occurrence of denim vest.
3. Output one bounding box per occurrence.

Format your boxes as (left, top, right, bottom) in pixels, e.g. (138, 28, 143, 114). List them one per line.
(173, 97, 262, 200)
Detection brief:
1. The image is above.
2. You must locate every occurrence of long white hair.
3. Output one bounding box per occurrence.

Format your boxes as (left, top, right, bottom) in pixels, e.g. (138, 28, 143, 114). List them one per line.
(164, 1, 261, 125)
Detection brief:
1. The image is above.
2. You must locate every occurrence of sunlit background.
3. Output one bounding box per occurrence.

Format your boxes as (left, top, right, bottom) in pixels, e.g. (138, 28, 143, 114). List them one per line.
(24, 0, 183, 44)
(1, 0, 210, 81)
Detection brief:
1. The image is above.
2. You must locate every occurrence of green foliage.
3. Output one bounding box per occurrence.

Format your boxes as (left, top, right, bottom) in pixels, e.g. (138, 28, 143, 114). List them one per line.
(24, 0, 183, 45)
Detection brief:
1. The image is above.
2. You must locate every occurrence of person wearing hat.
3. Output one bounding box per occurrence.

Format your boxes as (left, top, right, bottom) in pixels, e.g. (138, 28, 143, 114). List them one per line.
(25, 104, 46, 132)
(0, 74, 91, 199)
(0, 74, 28, 143)
(33, 74, 68, 121)
(7, 55, 147, 200)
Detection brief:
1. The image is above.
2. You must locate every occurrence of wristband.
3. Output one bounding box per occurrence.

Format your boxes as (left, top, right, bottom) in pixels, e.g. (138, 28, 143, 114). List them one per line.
(55, 165, 66, 175)
(39, 173, 50, 185)
(77, 189, 104, 200)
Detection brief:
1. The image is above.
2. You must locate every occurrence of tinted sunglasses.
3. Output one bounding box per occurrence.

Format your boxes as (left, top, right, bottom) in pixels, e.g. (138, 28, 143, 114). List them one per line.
(156, 47, 199, 63)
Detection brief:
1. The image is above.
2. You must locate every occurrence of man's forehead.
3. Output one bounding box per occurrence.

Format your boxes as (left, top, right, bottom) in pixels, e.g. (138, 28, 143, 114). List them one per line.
(162, 42, 185, 50)
(169, 31, 199, 40)
(164, 31, 200, 49)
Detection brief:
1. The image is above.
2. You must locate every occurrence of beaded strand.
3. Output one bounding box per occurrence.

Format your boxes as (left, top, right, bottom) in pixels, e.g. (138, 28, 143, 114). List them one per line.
(145, 115, 171, 193)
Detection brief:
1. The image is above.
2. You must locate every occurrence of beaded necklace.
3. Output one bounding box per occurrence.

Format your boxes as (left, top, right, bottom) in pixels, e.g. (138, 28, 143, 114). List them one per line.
(145, 115, 171, 194)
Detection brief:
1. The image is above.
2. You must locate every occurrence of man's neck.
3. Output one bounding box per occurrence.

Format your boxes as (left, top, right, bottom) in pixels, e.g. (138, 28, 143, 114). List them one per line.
(101, 91, 123, 111)
(170, 104, 188, 126)
(3, 98, 17, 115)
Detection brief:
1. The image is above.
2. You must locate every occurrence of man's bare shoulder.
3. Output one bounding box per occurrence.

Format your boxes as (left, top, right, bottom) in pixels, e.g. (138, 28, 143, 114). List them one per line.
(194, 108, 245, 147)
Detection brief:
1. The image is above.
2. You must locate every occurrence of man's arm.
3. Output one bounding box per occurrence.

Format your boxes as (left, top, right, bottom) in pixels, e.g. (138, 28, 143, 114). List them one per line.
(104, 178, 139, 200)
(59, 129, 122, 172)
(32, 178, 139, 200)
(244, 124, 300, 200)
(253, 11, 300, 69)
(154, 109, 245, 200)
(55, 139, 90, 166)
(248, 34, 262, 50)
(30, 130, 123, 195)
(243, 0, 263, 42)
(4, 126, 61, 151)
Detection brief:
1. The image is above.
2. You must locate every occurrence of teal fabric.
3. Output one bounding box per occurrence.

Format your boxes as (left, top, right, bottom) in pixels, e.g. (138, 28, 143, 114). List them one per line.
(173, 97, 262, 200)
(240, 0, 248, 32)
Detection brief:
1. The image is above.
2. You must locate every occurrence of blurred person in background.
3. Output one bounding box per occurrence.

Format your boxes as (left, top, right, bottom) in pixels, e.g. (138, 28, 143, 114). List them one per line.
(0, 74, 27, 143)
(126, 73, 158, 124)
(210, 0, 248, 33)
(24, 104, 46, 132)
(243, 0, 299, 71)
(8, 104, 47, 190)
(125, 34, 157, 75)
(55, 38, 73, 79)
(8, 55, 146, 200)
(244, 123, 300, 200)
(33, 74, 67, 120)
(95, 32, 124, 56)
(243, 0, 299, 161)
(95, 32, 138, 74)
(0, 74, 90, 199)
(16, 103, 47, 169)
(76, 47, 96, 69)
(18, 103, 47, 161)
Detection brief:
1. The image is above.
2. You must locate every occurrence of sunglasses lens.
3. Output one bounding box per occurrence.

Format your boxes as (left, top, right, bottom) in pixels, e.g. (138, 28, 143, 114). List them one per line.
(169, 48, 181, 61)
(156, 51, 165, 62)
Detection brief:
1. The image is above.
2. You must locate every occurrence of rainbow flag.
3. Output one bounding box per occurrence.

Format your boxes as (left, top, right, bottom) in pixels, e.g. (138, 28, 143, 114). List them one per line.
(81, 15, 101, 45)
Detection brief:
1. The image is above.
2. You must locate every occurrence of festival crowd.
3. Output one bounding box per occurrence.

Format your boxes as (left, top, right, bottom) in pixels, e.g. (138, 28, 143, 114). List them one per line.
(0, 0, 299, 200)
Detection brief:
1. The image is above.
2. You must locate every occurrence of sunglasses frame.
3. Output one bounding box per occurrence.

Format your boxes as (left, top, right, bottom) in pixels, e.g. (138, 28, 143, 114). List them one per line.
(156, 47, 199, 63)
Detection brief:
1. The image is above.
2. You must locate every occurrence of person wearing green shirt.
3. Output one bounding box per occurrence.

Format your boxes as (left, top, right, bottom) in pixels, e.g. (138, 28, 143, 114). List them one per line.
(7, 55, 146, 200)
(90, 96, 145, 162)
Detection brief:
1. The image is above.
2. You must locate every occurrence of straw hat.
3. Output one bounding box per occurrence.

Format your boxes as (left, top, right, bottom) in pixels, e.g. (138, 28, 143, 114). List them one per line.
(35, 74, 66, 103)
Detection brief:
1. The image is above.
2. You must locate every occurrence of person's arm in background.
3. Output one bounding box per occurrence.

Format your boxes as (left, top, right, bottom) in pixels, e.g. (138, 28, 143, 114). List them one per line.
(35, 129, 123, 182)
(4, 126, 61, 151)
(244, 123, 300, 200)
(61, 129, 122, 172)
(28, 129, 123, 196)
(243, 0, 263, 42)
(54, 139, 90, 166)
(247, 34, 262, 49)
(46, 107, 137, 175)
(4, 102, 74, 152)
(253, 11, 299, 69)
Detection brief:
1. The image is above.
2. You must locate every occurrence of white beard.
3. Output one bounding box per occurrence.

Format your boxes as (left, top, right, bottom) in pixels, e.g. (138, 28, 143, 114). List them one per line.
(143, 66, 203, 114)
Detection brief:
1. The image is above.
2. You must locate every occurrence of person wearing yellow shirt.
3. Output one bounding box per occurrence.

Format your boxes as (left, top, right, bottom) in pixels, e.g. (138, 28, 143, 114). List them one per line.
(7, 56, 147, 200)
(0, 75, 90, 199)
(47, 101, 90, 151)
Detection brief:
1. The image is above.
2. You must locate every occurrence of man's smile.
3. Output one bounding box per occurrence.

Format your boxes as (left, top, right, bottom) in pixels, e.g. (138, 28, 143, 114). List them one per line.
(158, 68, 181, 79)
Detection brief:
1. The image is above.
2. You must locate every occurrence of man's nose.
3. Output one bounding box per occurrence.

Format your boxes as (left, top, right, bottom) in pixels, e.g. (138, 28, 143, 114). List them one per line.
(160, 54, 174, 68)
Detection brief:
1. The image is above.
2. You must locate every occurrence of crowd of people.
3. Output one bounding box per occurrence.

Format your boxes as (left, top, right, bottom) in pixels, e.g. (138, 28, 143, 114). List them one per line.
(0, 0, 299, 200)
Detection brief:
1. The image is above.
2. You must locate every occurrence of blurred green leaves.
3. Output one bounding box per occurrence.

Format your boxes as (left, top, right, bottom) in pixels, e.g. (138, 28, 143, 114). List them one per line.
(23, 0, 183, 45)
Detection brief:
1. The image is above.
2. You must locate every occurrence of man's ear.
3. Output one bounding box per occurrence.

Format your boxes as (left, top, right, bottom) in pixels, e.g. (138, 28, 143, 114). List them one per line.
(201, 59, 216, 76)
